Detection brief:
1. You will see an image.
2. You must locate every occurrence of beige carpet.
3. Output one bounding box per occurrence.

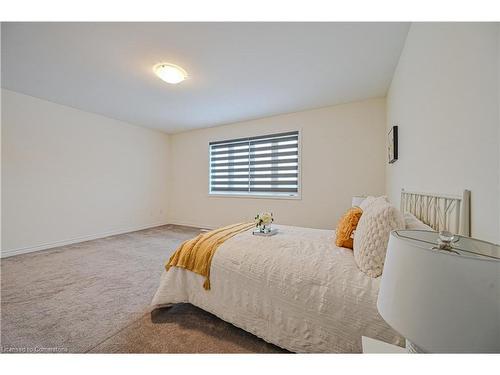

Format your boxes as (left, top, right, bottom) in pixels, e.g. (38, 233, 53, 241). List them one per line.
(0, 225, 286, 353)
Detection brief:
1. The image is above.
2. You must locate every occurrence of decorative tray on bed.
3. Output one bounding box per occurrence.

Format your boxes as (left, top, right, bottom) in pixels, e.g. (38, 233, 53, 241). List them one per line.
(252, 228, 278, 236)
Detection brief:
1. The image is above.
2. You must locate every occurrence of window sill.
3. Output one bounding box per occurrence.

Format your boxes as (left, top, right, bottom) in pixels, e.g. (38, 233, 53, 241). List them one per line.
(208, 192, 302, 200)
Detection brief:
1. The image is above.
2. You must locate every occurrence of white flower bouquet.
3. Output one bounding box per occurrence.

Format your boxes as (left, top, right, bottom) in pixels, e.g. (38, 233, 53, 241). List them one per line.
(254, 212, 274, 233)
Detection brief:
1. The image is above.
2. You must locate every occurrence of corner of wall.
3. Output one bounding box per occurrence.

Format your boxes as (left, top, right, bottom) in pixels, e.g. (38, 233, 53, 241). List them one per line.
(497, 23, 500, 243)
(384, 33, 405, 209)
(165, 131, 173, 225)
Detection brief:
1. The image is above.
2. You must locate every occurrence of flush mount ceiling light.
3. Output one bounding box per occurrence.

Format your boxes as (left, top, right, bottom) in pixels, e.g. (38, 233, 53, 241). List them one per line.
(153, 63, 188, 84)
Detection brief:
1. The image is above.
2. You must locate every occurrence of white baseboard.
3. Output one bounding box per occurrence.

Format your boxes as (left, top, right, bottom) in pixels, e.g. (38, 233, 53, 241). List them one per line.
(1, 221, 169, 258)
(168, 220, 216, 230)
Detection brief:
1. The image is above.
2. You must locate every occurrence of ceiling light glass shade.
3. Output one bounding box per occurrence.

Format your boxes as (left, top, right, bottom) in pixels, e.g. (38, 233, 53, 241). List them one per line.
(153, 63, 187, 84)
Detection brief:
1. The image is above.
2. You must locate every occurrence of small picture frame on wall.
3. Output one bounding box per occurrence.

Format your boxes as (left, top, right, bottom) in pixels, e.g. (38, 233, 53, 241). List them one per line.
(388, 126, 398, 164)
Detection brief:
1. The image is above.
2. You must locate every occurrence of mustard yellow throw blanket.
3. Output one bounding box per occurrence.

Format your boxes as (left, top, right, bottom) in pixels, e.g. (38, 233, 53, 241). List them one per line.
(166, 222, 254, 290)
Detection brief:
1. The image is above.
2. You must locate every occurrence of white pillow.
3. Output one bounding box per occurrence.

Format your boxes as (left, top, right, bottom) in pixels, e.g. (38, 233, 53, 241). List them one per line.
(403, 212, 434, 231)
(359, 195, 388, 211)
(354, 200, 405, 278)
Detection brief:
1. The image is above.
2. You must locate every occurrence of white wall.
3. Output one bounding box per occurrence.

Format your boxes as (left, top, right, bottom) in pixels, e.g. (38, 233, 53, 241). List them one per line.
(0, 25, 3, 251)
(169, 98, 387, 230)
(498, 24, 500, 241)
(386, 23, 500, 243)
(1, 89, 170, 256)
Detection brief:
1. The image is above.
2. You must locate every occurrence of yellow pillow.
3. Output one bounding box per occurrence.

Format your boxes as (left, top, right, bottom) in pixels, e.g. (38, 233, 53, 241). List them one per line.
(335, 206, 363, 249)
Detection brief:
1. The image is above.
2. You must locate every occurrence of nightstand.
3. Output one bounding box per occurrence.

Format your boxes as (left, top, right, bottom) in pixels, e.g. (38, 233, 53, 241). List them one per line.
(362, 336, 406, 353)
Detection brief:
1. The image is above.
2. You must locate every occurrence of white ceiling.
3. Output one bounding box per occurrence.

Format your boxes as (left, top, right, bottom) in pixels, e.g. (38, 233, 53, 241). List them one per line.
(1, 23, 409, 133)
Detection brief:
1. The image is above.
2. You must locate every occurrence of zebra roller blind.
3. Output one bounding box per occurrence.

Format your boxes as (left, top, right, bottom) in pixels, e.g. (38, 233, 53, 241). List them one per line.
(209, 131, 300, 196)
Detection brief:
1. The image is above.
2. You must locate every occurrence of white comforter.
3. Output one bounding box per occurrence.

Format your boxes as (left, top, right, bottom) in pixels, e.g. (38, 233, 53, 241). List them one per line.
(152, 225, 404, 353)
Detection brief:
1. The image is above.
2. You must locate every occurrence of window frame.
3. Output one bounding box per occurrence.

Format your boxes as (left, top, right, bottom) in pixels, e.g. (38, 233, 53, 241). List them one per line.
(208, 129, 302, 200)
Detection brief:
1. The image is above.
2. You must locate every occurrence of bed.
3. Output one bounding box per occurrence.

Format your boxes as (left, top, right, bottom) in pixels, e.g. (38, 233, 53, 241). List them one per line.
(151, 190, 470, 353)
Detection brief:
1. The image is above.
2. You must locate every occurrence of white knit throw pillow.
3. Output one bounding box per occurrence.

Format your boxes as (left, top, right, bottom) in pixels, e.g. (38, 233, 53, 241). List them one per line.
(359, 195, 389, 211)
(353, 200, 405, 278)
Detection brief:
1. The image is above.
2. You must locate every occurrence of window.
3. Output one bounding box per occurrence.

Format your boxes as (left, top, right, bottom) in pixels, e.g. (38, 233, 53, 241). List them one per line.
(209, 131, 300, 197)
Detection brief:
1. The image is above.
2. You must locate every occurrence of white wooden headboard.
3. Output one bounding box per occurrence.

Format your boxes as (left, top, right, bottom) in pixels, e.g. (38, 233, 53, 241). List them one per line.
(400, 189, 471, 236)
